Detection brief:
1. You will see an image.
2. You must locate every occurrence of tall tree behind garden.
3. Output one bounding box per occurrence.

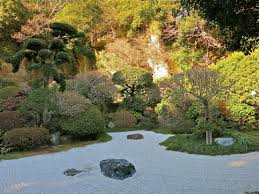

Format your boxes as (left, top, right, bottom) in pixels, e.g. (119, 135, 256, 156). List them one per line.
(174, 68, 226, 144)
(8, 23, 86, 91)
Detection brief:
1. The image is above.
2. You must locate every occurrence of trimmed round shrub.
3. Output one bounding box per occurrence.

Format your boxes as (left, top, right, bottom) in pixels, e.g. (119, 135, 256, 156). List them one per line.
(3, 127, 49, 150)
(66, 71, 117, 107)
(61, 106, 104, 138)
(23, 38, 48, 51)
(55, 91, 91, 117)
(0, 111, 26, 131)
(113, 111, 137, 128)
(49, 22, 78, 37)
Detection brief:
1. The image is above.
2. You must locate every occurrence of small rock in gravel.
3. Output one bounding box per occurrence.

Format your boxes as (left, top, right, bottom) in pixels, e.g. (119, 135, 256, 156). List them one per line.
(63, 168, 83, 176)
(127, 134, 144, 140)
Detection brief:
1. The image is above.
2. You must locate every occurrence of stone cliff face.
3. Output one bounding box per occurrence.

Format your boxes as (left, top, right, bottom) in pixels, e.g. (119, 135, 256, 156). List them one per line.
(147, 34, 169, 80)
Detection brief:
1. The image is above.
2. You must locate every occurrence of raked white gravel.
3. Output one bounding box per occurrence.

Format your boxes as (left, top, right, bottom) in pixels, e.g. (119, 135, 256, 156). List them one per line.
(0, 131, 258, 194)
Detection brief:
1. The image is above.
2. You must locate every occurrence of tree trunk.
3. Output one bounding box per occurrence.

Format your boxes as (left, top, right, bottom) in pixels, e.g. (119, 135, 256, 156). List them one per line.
(204, 100, 209, 121)
(206, 131, 209, 145)
(206, 130, 213, 145)
(43, 76, 48, 88)
(204, 101, 213, 145)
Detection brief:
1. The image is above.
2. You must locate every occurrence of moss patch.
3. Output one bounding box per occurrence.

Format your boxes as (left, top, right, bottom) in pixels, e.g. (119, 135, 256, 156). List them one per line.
(0, 133, 112, 160)
(160, 130, 259, 156)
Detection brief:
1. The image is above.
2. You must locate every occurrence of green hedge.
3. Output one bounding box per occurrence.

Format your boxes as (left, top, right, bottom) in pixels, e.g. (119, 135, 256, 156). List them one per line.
(0, 111, 26, 131)
(61, 106, 104, 138)
(3, 127, 49, 150)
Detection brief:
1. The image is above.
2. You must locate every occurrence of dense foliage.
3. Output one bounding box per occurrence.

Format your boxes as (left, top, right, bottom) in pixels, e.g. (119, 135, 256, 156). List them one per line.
(187, 0, 259, 51)
(66, 71, 117, 109)
(19, 88, 57, 126)
(3, 127, 49, 150)
(61, 106, 104, 138)
(55, 91, 91, 117)
(113, 111, 137, 128)
(211, 49, 259, 128)
(0, 0, 28, 40)
(113, 67, 153, 97)
(0, 111, 26, 131)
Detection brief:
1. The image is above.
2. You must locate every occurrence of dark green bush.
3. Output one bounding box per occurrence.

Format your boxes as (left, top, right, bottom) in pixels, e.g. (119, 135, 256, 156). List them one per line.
(23, 38, 48, 51)
(171, 119, 196, 134)
(123, 96, 147, 113)
(61, 106, 104, 138)
(113, 110, 137, 128)
(139, 107, 159, 129)
(139, 117, 158, 129)
(3, 127, 49, 150)
(19, 88, 57, 126)
(0, 111, 26, 131)
(122, 86, 161, 113)
(49, 22, 78, 37)
(193, 120, 224, 139)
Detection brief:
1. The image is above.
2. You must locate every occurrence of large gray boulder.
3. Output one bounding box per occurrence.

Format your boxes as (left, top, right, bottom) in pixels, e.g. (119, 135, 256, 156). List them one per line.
(127, 133, 144, 140)
(100, 159, 136, 180)
(214, 137, 234, 146)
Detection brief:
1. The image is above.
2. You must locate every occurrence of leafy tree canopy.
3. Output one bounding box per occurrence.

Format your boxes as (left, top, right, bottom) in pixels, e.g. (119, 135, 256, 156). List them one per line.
(186, 0, 259, 51)
(0, 0, 29, 40)
(54, 0, 102, 33)
(8, 23, 83, 91)
(211, 48, 259, 126)
(113, 66, 153, 98)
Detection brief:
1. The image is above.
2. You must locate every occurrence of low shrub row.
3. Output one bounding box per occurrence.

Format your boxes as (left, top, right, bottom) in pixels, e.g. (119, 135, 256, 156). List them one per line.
(3, 127, 49, 150)
(61, 106, 104, 138)
(0, 111, 26, 131)
(160, 130, 259, 155)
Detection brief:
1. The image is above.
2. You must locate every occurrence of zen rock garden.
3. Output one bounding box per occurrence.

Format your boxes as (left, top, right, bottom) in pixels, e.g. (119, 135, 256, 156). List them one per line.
(0, 0, 258, 193)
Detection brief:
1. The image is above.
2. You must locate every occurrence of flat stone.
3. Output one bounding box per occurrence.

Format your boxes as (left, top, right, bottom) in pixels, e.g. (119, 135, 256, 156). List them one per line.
(50, 132, 61, 145)
(63, 168, 83, 176)
(214, 137, 234, 146)
(108, 121, 115, 128)
(127, 134, 144, 140)
(100, 159, 136, 180)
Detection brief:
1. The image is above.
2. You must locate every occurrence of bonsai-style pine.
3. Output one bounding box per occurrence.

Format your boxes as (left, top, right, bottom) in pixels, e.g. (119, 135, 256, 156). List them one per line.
(8, 22, 95, 91)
